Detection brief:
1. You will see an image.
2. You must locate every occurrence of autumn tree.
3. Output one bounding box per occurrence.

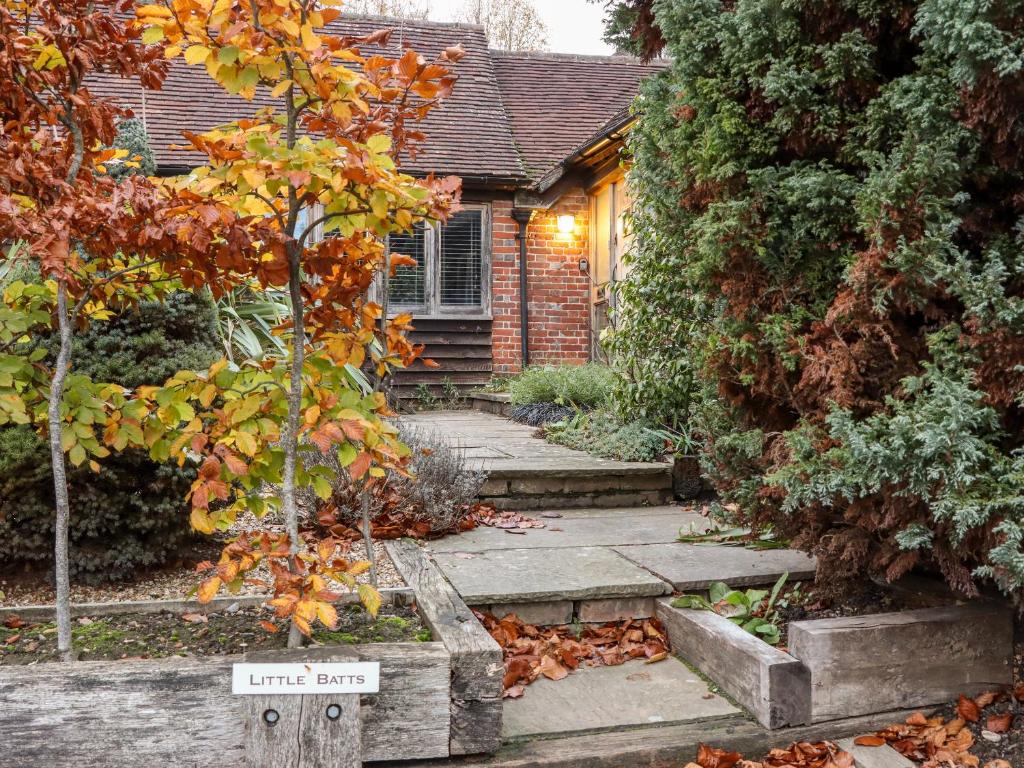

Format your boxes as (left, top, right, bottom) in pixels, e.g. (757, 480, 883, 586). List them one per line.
(460, 0, 548, 52)
(137, 0, 462, 645)
(0, 0, 180, 661)
(345, 0, 430, 20)
(611, 0, 1024, 597)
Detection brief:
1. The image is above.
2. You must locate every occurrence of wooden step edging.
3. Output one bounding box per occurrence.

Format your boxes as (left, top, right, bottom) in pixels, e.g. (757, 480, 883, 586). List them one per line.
(656, 594, 1014, 729)
(386, 538, 504, 756)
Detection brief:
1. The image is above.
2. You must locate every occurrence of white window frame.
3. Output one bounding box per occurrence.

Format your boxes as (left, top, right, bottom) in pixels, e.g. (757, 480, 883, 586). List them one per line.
(385, 203, 491, 319)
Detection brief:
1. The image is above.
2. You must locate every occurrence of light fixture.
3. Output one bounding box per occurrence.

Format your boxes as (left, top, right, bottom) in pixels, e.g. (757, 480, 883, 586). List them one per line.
(557, 214, 575, 234)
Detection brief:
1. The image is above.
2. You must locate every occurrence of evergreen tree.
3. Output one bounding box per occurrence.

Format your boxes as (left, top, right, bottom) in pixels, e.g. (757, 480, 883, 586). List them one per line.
(613, 0, 1024, 596)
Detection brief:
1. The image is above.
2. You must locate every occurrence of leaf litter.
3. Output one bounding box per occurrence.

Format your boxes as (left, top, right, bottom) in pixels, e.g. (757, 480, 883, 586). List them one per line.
(474, 610, 670, 698)
(685, 687, 1020, 768)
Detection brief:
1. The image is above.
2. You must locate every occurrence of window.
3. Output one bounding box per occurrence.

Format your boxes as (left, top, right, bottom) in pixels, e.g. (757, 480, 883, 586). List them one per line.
(386, 205, 490, 316)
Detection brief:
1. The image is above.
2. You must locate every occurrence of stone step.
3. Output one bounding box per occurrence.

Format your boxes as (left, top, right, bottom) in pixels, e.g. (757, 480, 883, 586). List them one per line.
(614, 542, 817, 591)
(479, 467, 673, 510)
(432, 546, 671, 607)
(468, 392, 512, 417)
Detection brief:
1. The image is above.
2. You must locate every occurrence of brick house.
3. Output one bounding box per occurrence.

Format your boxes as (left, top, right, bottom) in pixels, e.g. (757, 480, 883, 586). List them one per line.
(96, 16, 662, 392)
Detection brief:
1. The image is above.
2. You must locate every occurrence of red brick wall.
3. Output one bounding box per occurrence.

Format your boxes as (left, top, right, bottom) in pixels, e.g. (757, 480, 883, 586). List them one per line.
(490, 190, 592, 375)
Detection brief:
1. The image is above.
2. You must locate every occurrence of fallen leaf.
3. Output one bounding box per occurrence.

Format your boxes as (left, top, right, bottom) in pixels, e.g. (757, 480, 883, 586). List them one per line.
(2, 615, 26, 629)
(853, 735, 886, 747)
(984, 760, 1012, 768)
(958, 694, 981, 723)
(1014, 682, 1024, 702)
(986, 712, 1013, 733)
(504, 529, 527, 535)
(181, 612, 208, 624)
(695, 743, 743, 768)
(4, 634, 20, 644)
(538, 655, 569, 681)
(974, 690, 1002, 708)
(645, 651, 668, 663)
(907, 712, 928, 726)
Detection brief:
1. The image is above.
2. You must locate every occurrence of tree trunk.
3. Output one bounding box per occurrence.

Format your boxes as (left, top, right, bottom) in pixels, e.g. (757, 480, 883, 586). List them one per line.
(49, 281, 75, 662)
(282, 246, 305, 649)
(361, 490, 378, 588)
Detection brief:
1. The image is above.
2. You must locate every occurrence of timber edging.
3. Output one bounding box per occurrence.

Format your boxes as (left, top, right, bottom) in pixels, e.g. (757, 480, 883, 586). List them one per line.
(386, 538, 505, 756)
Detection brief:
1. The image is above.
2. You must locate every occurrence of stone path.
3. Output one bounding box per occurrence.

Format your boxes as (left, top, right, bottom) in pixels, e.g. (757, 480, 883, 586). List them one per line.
(401, 410, 673, 509)
(502, 658, 739, 740)
(403, 407, 819, 744)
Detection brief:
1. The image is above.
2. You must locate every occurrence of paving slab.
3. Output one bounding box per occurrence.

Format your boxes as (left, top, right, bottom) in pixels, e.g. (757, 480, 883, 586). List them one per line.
(615, 543, 816, 590)
(501, 657, 739, 739)
(836, 739, 915, 768)
(400, 410, 671, 478)
(433, 546, 670, 605)
(429, 508, 710, 553)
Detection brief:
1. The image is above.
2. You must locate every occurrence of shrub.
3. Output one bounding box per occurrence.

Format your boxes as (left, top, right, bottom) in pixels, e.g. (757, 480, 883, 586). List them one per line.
(613, 0, 1024, 596)
(545, 410, 665, 463)
(0, 292, 220, 583)
(508, 363, 616, 408)
(304, 423, 488, 536)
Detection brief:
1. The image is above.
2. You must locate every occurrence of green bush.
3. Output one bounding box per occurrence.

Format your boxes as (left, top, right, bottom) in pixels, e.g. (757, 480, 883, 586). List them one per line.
(545, 410, 665, 463)
(609, 0, 1024, 596)
(0, 292, 220, 584)
(508, 364, 617, 408)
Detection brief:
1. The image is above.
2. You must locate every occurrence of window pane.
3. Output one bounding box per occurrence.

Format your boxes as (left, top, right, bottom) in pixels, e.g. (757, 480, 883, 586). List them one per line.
(388, 225, 427, 306)
(440, 210, 483, 306)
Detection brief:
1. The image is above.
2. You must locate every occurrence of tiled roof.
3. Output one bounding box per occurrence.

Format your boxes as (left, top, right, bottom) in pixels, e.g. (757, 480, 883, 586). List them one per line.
(88, 16, 661, 187)
(492, 51, 665, 180)
(90, 16, 525, 182)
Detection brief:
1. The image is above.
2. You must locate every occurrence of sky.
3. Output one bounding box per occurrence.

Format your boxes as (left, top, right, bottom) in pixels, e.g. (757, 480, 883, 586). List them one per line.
(426, 0, 615, 56)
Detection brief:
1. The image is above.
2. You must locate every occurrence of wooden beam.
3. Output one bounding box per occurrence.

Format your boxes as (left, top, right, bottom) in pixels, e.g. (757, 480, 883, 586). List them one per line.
(387, 539, 504, 755)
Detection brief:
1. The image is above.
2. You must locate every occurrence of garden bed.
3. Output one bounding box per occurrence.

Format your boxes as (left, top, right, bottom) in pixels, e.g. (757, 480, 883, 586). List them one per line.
(0, 603, 427, 665)
(657, 580, 1014, 729)
(0, 542, 503, 766)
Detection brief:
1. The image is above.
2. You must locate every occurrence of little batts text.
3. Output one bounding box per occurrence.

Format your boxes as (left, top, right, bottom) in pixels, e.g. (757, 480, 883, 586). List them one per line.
(248, 673, 367, 687)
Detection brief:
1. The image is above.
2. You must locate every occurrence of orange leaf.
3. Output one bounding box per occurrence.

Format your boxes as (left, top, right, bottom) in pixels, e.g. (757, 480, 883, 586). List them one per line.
(986, 712, 1013, 733)
(958, 694, 981, 723)
(260, 620, 279, 634)
(196, 576, 221, 603)
(854, 735, 886, 747)
(538, 655, 569, 681)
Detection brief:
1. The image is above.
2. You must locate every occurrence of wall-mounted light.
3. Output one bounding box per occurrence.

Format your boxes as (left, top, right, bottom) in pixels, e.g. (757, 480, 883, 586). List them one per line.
(557, 214, 575, 234)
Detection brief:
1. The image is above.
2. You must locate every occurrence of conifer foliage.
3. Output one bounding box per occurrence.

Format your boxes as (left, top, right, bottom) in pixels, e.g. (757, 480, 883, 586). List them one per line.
(615, 1, 1024, 595)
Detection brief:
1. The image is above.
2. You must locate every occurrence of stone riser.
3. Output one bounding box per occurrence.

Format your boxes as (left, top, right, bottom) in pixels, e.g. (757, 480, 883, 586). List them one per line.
(480, 473, 673, 510)
(482, 596, 657, 625)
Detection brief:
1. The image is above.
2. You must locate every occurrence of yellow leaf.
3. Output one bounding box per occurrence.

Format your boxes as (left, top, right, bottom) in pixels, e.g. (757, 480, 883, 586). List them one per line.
(136, 4, 172, 18)
(358, 584, 381, 617)
(304, 404, 321, 425)
(316, 602, 338, 629)
(184, 45, 211, 65)
(270, 79, 293, 98)
(300, 23, 320, 51)
(190, 508, 215, 534)
(235, 430, 259, 456)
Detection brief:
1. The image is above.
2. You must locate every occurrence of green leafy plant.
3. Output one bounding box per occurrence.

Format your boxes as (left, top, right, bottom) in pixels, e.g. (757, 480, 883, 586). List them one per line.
(672, 573, 789, 646)
(212, 284, 290, 363)
(508, 363, 617, 409)
(544, 409, 666, 462)
(678, 523, 789, 551)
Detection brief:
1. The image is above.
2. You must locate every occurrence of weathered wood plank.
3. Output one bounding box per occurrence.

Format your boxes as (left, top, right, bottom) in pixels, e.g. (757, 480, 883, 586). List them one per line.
(450, 697, 503, 755)
(655, 597, 810, 729)
(386, 539, 503, 699)
(790, 603, 1013, 723)
(299, 694, 361, 768)
(245, 695, 304, 768)
(386, 538, 504, 755)
(0, 642, 449, 766)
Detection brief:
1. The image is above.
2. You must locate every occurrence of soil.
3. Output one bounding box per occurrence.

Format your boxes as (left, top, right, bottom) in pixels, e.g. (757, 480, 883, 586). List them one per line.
(0, 603, 428, 665)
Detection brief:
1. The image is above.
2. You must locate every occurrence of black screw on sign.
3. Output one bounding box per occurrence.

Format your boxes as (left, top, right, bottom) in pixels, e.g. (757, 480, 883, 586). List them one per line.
(262, 709, 280, 727)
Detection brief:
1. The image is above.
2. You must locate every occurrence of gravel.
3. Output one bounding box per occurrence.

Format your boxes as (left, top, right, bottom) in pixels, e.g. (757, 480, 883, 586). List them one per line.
(0, 535, 404, 609)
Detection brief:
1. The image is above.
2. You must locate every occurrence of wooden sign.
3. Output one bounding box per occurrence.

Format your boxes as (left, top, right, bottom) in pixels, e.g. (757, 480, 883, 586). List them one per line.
(232, 662, 380, 696)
